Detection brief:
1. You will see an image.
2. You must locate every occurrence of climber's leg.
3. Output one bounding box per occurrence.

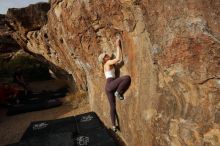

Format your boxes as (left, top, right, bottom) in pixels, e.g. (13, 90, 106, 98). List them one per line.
(106, 75, 131, 94)
(106, 91, 116, 126)
(105, 78, 117, 126)
(115, 75, 131, 95)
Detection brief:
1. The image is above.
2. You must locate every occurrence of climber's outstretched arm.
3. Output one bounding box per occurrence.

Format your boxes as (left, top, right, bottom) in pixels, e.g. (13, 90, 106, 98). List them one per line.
(106, 38, 122, 65)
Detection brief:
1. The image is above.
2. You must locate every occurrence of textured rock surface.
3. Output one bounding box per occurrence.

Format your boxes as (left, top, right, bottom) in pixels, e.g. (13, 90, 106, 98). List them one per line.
(4, 3, 71, 82)
(6, 2, 50, 52)
(0, 14, 20, 53)
(4, 0, 220, 146)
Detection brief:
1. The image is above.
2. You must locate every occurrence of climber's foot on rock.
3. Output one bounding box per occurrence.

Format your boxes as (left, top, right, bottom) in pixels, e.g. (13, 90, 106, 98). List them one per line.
(112, 126, 118, 132)
(114, 91, 124, 100)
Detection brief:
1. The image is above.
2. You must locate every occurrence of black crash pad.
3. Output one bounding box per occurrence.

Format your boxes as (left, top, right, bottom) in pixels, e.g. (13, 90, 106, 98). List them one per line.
(20, 116, 77, 146)
(5, 143, 20, 146)
(75, 112, 103, 133)
(7, 112, 117, 146)
(30, 89, 68, 100)
(7, 99, 62, 115)
(21, 116, 77, 140)
(21, 132, 76, 146)
(75, 127, 117, 146)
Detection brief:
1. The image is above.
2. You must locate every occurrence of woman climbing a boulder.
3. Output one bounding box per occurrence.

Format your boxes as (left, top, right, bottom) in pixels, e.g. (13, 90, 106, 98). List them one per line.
(98, 35, 131, 132)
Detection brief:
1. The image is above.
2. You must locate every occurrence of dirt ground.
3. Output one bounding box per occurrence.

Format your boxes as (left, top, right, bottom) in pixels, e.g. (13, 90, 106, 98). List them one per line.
(0, 103, 91, 146)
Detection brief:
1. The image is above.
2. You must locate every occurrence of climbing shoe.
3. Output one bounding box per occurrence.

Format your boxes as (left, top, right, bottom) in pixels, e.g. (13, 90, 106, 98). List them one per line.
(114, 91, 124, 100)
(112, 126, 118, 132)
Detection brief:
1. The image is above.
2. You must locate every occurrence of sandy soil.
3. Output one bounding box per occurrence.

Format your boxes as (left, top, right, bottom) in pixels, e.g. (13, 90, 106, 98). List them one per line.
(0, 102, 90, 146)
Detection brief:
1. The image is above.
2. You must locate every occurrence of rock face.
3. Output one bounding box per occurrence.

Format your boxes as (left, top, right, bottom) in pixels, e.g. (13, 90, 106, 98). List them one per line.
(6, 2, 50, 52)
(0, 14, 20, 53)
(4, 3, 71, 81)
(5, 0, 220, 146)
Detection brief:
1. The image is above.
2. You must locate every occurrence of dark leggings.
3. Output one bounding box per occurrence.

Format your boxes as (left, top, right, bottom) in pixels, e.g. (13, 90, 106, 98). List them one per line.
(105, 75, 131, 126)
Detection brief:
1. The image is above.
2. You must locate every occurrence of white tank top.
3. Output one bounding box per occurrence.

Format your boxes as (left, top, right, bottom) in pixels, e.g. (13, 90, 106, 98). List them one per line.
(104, 68, 115, 79)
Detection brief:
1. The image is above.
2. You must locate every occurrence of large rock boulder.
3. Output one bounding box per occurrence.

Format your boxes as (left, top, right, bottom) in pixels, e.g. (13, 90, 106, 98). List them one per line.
(5, 0, 220, 146)
(0, 14, 20, 53)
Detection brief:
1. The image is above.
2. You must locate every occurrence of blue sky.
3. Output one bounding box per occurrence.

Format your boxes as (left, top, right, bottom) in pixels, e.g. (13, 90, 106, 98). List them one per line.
(0, 0, 48, 14)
